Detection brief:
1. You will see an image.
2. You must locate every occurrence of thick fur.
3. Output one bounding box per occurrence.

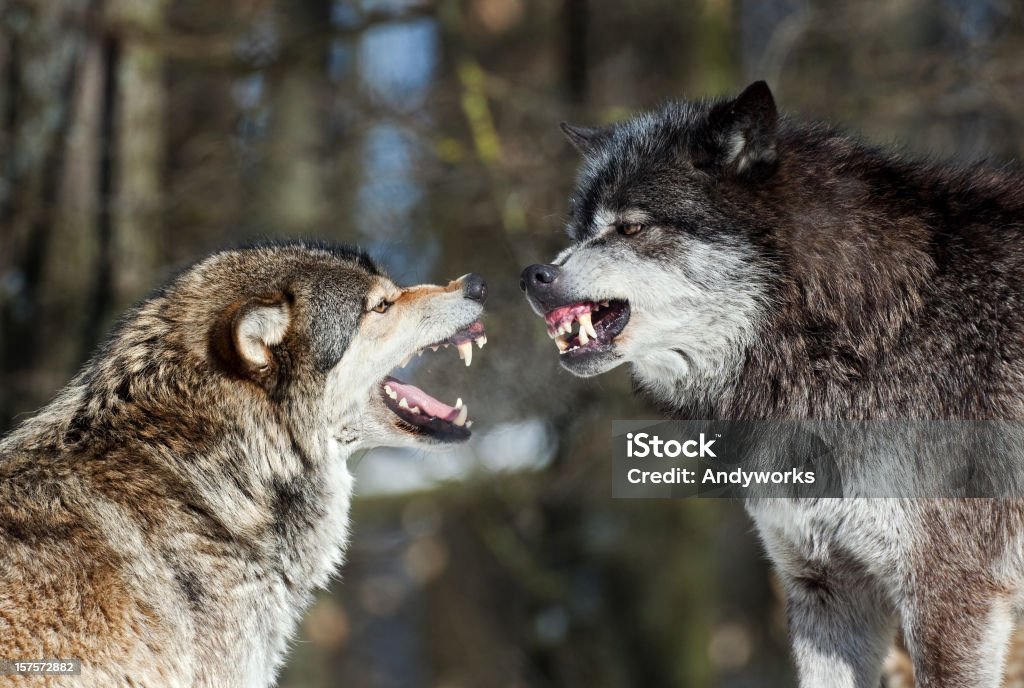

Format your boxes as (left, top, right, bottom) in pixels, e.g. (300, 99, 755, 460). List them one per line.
(0, 241, 484, 687)
(524, 83, 1024, 686)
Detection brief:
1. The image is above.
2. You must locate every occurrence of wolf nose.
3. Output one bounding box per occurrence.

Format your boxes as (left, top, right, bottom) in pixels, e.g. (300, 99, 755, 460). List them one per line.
(520, 264, 560, 292)
(462, 273, 488, 304)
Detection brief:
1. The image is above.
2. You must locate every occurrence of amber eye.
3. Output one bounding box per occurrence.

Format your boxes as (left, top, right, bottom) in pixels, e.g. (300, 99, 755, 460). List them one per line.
(618, 223, 645, 236)
(371, 299, 392, 314)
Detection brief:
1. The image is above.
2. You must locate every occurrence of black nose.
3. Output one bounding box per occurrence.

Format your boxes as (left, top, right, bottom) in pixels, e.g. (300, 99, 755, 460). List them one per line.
(462, 273, 488, 304)
(520, 264, 560, 292)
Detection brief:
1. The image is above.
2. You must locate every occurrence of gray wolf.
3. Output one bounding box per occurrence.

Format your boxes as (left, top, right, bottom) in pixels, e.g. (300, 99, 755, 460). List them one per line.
(0, 241, 487, 686)
(521, 81, 1024, 687)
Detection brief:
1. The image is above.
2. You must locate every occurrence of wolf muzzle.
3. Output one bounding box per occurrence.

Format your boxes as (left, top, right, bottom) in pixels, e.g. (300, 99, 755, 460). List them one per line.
(519, 263, 562, 311)
(461, 273, 488, 304)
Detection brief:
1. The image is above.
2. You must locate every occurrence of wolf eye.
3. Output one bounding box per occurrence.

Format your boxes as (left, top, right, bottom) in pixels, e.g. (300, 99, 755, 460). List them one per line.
(371, 299, 392, 314)
(618, 223, 645, 236)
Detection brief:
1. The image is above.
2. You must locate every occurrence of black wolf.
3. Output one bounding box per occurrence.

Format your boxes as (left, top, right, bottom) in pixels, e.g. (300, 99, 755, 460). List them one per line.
(521, 82, 1024, 687)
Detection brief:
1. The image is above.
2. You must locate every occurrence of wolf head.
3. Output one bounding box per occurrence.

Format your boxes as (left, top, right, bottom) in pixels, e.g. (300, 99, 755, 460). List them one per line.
(521, 82, 776, 404)
(80, 242, 487, 455)
(203, 242, 488, 448)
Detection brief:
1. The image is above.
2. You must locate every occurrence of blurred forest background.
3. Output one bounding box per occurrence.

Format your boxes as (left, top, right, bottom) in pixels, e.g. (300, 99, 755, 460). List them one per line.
(4, 0, 1024, 686)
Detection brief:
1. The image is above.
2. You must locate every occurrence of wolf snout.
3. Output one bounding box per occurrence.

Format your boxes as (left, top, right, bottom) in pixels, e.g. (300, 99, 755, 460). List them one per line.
(460, 273, 488, 304)
(519, 263, 560, 294)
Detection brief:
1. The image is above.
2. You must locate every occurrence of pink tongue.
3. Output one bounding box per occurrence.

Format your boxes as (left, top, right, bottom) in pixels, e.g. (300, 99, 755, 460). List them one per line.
(387, 380, 459, 422)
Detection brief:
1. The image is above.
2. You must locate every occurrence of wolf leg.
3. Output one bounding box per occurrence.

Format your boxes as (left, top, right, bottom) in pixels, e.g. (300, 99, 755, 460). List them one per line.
(782, 571, 895, 688)
(901, 594, 1014, 688)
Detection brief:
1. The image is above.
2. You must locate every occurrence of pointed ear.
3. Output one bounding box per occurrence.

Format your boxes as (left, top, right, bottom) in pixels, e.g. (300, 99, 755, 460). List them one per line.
(560, 121, 611, 155)
(211, 293, 291, 381)
(698, 80, 778, 178)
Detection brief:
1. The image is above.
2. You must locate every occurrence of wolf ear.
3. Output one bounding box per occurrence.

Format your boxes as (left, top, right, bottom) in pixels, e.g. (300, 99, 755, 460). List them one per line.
(698, 80, 778, 178)
(211, 294, 292, 380)
(560, 122, 611, 155)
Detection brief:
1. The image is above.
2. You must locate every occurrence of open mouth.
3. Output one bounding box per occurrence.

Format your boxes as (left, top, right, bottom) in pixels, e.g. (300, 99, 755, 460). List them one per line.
(380, 321, 486, 441)
(545, 300, 630, 356)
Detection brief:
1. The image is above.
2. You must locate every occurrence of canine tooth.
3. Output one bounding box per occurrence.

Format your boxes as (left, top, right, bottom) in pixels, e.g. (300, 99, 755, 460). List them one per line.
(466, 420, 473, 429)
(555, 335, 569, 352)
(431, 345, 439, 352)
(579, 312, 597, 340)
(453, 405, 469, 426)
(455, 398, 463, 409)
(457, 341, 473, 366)
(477, 335, 487, 349)
(578, 325, 589, 346)
(399, 398, 410, 409)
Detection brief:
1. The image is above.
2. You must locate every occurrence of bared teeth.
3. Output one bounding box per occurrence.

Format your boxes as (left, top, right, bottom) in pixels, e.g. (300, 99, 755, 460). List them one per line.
(431, 345, 439, 352)
(477, 335, 487, 349)
(385, 384, 397, 399)
(410, 405, 421, 414)
(399, 398, 410, 409)
(457, 341, 473, 366)
(579, 312, 597, 340)
(453, 404, 469, 426)
(455, 397, 463, 409)
(555, 335, 569, 352)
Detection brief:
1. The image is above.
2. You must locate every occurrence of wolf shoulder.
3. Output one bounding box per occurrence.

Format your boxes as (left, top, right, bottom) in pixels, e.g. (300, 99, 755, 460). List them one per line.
(0, 439, 205, 686)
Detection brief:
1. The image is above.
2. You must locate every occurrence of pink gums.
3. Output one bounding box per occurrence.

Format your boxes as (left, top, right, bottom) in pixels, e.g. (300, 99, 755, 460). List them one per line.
(545, 302, 593, 333)
(450, 320, 486, 345)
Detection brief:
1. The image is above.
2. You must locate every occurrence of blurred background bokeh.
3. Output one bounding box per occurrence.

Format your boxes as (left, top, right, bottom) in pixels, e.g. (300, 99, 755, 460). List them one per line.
(3, 0, 1024, 685)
